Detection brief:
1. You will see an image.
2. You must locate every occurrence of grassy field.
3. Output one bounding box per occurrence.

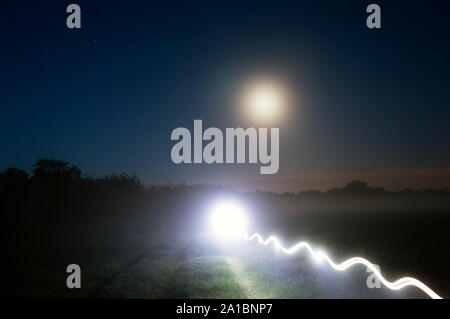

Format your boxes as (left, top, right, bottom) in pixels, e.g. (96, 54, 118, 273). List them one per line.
(3, 181, 449, 299)
(2, 165, 449, 299)
(8, 229, 432, 299)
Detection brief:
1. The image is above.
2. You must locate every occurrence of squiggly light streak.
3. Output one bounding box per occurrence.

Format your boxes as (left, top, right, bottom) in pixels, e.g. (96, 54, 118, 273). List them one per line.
(246, 233, 442, 299)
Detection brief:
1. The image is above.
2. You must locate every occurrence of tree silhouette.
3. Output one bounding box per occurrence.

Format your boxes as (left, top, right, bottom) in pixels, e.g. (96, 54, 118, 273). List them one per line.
(32, 158, 81, 184)
(343, 180, 369, 191)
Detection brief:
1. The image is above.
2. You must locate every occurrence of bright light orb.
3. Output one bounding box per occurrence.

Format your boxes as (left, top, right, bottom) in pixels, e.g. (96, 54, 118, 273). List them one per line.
(208, 199, 248, 241)
(244, 81, 285, 123)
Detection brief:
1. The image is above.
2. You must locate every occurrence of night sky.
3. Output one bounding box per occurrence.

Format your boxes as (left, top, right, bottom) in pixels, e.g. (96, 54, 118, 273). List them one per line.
(1, 1, 450, 190)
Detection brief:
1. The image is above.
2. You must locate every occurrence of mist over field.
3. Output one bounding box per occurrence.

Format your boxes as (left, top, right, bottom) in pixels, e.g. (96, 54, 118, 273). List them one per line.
(2, 159, 449, 298)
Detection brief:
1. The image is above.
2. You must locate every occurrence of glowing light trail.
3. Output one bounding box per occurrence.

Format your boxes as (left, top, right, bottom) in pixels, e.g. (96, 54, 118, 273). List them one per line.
(206, 198, 442, 299)
(246, 233, 443, 299)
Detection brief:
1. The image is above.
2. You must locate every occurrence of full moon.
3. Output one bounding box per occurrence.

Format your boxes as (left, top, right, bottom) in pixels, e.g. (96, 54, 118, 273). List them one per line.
(242, 80, 287, 124)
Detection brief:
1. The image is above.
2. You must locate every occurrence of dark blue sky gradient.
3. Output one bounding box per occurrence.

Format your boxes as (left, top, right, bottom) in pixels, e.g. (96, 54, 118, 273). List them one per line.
(1, 1, 450, 185)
